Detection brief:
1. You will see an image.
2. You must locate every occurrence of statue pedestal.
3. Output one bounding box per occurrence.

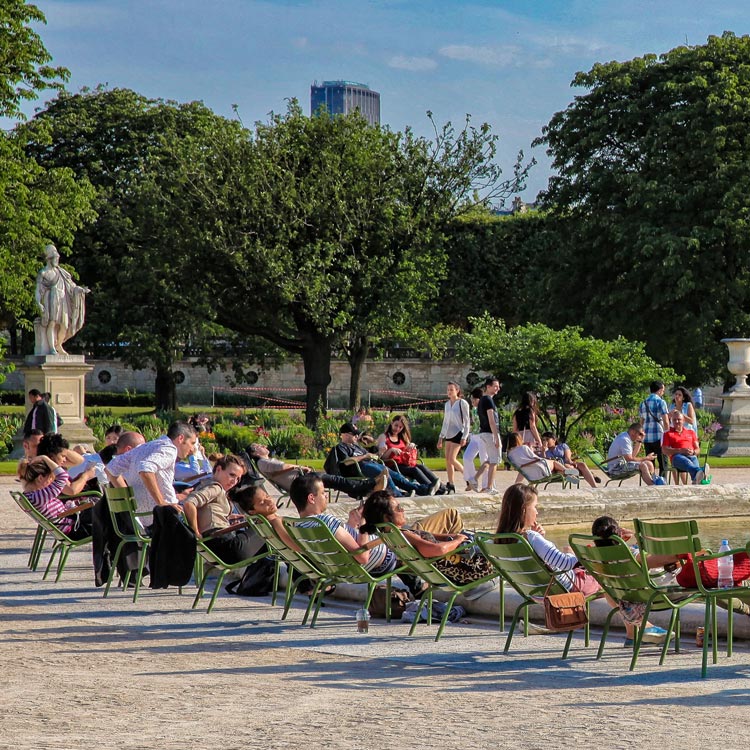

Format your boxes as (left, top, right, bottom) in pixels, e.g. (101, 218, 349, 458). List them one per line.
(10, 354, 97, 458)
(711, 338, 750, 456)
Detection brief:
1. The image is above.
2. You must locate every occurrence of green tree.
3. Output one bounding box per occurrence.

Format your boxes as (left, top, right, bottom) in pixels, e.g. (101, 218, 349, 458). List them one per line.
(0, 0, 69, 118)
(456, 314, 678, 442)
(533, 32, 750, 385)
(0, 2, 93, 357)
(180, 102, 530, 424)
(22, 88, 248, 410)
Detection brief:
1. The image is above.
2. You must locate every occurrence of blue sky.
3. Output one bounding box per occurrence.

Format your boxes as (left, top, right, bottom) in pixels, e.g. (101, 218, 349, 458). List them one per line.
(26, 0, 750, 200)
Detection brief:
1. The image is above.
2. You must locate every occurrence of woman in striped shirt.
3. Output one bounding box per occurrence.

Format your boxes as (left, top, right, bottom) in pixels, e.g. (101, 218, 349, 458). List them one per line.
(19, 455, 94, 540)
(496, 484, 599, 595)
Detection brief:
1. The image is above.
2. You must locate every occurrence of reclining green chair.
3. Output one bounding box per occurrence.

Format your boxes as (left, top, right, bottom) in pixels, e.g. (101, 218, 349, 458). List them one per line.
(378, 523, 500, 641)
(569, 532, 700, 671)
(584, 449, 643, 487)
(283, 516, 404, 627)
(475, 531, 603, 658)
(246, 513, 329, 624)
(634, 518, 750, 677)
(10, 489, 99, 582)
(103, 485, 155, 602)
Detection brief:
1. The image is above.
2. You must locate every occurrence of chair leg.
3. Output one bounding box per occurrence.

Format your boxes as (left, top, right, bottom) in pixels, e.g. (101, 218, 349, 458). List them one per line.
(132, 543, 150, 604)
(409, 590, 430, 636)
(659, 609, 679, 666)
(43, 543, 61, 580)
(504, 604, 526, 653)
(434, 592, 459, 642)
(206, 570, 228, 614)
(598, 609, 617, 659)
(561, 629, 575, 659)
(29, 527, 46, 570)
(702, 602, 712, 678)
(104, 541, 125, 598)
(54, 545, 71, 582)
(499, 581, 505, 632)
(192, 567, 211, 610)
(727, 596, 734, 658)
(301, 581, 323, 626)
(270, 559, 281, 607)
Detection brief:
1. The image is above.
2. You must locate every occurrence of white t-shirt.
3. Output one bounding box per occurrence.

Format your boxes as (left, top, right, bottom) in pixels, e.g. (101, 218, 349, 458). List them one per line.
(607, 431, 633, 461)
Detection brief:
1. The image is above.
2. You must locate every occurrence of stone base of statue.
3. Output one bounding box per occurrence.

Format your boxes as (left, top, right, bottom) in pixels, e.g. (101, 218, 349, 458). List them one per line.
(9, 354, 97, 458)
(711, 338, 750, 456)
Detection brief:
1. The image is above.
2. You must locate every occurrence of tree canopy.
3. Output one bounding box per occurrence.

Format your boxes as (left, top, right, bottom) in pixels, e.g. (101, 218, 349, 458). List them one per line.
(534, 31, 750, 385)
(456, 314, 678, 441)
(176, 101, 529, 423)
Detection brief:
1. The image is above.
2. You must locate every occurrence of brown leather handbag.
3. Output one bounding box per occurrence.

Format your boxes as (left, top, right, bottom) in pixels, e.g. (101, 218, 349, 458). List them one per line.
(543, 578, 588, 632)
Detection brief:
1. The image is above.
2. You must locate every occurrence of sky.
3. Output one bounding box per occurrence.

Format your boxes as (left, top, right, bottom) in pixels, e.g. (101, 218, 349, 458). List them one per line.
(23, 0, 750, 201)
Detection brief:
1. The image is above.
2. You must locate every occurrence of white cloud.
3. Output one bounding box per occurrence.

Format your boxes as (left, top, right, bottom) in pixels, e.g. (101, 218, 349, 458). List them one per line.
(387, 55, 437, 72)
(438, 44, 519, 67)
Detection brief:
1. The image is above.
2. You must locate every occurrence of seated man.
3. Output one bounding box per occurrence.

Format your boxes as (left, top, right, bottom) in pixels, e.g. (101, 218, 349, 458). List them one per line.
(324, 422, 425, 498)
(248, 443, 385, 500)
(541, 431, 599, 488)
(21, 429, 44, 460)
(606, 423, 657, 486)
(662, 412, 705, 484)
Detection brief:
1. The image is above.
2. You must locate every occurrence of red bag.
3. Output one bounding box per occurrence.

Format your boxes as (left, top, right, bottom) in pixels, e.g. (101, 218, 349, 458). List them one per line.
(676, 552, 750, 588)
(402, 445, 418, 468)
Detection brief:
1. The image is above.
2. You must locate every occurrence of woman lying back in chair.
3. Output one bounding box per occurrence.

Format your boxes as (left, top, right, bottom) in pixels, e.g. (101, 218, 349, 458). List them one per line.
(18, 455, 94, 539)
(360, 491, 494, 586)
(506, 432, 568, 483)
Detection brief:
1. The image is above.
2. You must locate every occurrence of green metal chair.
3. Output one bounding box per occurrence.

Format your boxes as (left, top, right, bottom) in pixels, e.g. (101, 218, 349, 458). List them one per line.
(246, 513, 329, 624)
(584, 449, 643, 487)
(377, 523, 500, 641)
(10, 489, 98, 582)
(103, 486, 154, 602)
(192, 525, 280, 614)
(569, 533, 700, 671)
(475, 532, 602, 658)
(634, 518, 750, 677)
(283, 516, 403, 628)
(507, 456, 574, 490)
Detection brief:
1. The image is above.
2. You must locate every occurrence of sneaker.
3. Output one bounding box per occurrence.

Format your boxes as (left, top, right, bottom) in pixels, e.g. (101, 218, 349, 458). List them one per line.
(406, 489, 416, 497)
(465, 482, 473, 492)
(372, 470, 388, 493)
(484, 487, 500, 496)
(429, 478, 440, 495)
(466, 479, 478, 492)
(693, 470, 705, 485)
(641, 625, 668, 644)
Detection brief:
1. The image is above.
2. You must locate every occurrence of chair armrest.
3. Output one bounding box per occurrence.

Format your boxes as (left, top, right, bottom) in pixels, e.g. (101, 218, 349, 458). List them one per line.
(204, 520, 249, 539)
(57, 501, 96, 518)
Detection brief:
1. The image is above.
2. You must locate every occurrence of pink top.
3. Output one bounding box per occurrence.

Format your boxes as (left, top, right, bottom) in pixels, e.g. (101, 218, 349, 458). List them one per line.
(24, 467, 75, 534)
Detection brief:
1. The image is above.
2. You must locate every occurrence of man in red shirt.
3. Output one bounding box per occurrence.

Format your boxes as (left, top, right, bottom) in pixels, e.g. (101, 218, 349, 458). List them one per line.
(662, 412, 704, 484)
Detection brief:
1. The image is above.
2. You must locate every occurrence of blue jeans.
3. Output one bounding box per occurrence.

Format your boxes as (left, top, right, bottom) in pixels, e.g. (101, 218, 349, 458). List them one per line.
(358, 461, 420, 497)
(671, 453, 702, 480)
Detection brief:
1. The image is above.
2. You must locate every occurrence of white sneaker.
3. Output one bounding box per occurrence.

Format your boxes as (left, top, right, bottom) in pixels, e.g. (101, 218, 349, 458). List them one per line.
(693, 470, 705, 485)
(484, 488, 500, 496)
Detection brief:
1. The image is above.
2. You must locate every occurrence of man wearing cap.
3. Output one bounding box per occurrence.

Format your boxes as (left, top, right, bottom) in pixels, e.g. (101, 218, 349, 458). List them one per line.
(324, 422, 426, 497)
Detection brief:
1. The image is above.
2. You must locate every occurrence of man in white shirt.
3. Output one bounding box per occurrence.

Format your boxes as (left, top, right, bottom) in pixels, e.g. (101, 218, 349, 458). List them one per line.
(106, 421, 197, 514)
(606, 423, 656, 486)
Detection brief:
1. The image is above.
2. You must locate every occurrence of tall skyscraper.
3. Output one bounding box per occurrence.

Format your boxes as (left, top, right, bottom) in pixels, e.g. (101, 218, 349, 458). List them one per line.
(310, 80, 380, 125)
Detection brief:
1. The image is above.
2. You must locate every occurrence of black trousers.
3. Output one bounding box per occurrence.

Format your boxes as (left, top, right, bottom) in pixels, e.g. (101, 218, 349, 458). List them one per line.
(644, 439, 666, 476)
(203, 529, 265, 564)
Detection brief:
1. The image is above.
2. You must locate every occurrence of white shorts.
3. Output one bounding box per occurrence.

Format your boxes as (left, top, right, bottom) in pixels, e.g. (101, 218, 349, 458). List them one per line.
(479, 433, 501, 464)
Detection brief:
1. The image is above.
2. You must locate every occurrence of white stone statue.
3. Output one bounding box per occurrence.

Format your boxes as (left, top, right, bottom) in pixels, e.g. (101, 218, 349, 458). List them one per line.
(34, 244, 90, 355)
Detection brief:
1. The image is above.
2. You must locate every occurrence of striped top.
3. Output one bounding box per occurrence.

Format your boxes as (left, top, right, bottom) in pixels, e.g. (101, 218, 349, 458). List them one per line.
(24, 467, 74, 534)
(304, 513, 397, 574)
(525, 529, 578, 591)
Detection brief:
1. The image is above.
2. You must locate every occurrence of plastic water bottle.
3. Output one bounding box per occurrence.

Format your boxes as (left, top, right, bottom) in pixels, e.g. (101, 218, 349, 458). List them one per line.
(717, 539, 734, 589)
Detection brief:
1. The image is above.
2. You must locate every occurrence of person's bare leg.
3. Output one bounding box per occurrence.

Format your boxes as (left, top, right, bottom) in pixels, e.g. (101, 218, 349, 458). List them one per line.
(575, 460, 598, 488)
(640, 461, 655, 486)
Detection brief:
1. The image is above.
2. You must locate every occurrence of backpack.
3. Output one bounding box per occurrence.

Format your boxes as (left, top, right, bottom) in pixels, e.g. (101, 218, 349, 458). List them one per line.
(225, 555, 276, 597)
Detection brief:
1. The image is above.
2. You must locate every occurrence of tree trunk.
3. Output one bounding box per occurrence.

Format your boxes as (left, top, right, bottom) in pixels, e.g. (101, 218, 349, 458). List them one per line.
(155, 365, 177, 412)
(301, 334, 333, 427)
(346, 337, 368, 410)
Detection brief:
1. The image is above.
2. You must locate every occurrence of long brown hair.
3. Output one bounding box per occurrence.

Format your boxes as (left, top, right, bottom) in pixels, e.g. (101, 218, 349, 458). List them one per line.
(496, 484, 538, 534)
(386, 414, 411, 444)
(17, 457, 54, 487)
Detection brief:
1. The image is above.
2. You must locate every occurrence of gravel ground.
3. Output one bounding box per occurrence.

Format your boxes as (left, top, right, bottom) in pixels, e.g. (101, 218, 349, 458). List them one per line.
(4, 473, 750, 749)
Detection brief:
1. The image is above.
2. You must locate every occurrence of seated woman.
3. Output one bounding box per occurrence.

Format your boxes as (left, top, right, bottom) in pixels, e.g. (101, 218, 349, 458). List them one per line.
(590, 515, 671, 646)
(506, 432, 568, 483)
(19, 455, 94, 539)
(359, 491, 495, 586)
(541, 431, 599, 488)
(182, 454, 265, 563)
(595, 516, 750, 618)
(376, 415, 441, 495)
